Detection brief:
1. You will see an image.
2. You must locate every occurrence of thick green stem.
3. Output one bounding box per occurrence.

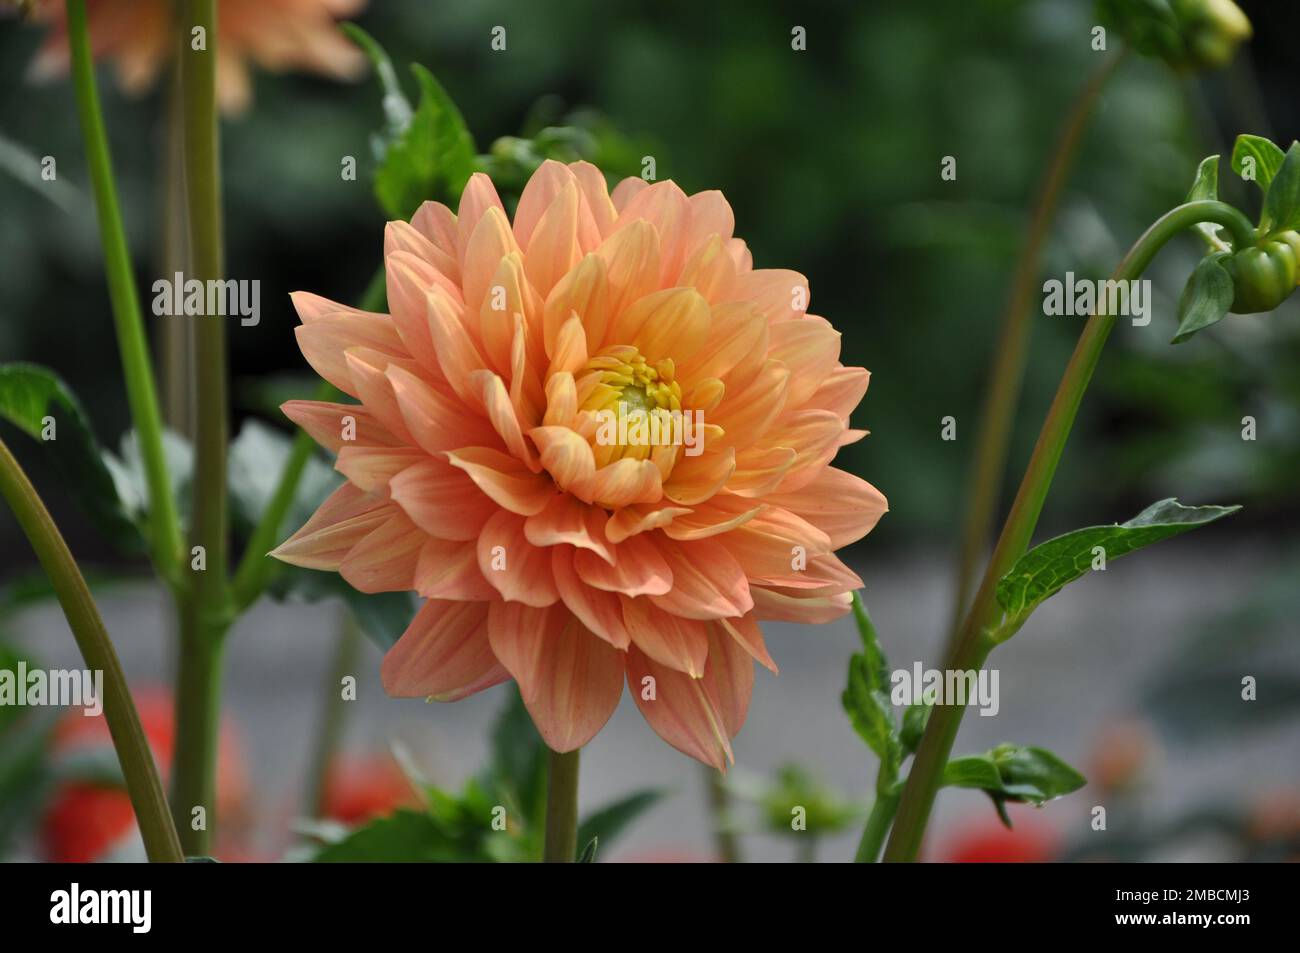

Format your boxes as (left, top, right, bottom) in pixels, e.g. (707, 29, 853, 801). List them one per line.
(170, 0, 230, 856)
(65, 0, 183, 583)
(883, 201, 1255, 862)
(0, 438, 183, 863)
(543, 747, 581, 862)
(704, 766, 741, 863)
(159, 59, 194, 438)
(855, 788, 900, 863)
(949, 50, 1123, 640)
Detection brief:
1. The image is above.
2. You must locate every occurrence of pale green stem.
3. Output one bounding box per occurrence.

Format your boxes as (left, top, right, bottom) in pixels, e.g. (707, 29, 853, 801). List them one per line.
(949, 50, 1123, 641)
(0, 438, 183, 863)
(543, 748, 581, 862)
(65, 0, 183, 585)
(170, 0, 230, 857)
(883, 201, 1256, 862)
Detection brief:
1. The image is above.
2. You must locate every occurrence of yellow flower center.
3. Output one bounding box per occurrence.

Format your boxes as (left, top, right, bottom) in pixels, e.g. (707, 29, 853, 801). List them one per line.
(579, 346, 684, 465)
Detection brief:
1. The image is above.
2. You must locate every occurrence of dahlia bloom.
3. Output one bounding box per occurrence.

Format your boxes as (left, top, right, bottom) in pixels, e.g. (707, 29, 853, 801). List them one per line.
(28, 0, 365, 114)
(273, 160, 887, 767)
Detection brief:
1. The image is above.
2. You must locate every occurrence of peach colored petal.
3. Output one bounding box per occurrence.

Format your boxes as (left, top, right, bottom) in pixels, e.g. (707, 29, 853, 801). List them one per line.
(444, 447, 555, 516)
(456, 172, 507, 262)
(752, 552, 864, 592)
(610, 176, 649, 210)
(568, 160, 618, 239)
(523, 180, 583, 297)
(334, 445, 425, 494)
(767, 318, 841, 407)
(477, 510, 560, 607)
(381, 600, 507, 701)
(388, 457, 497, 541)
(468, 369, 538, 469)
(386, 364, 493, 455)
(414, 537, 496, 601)
(530, 425, 598, 496)
(617, 180, 691, 284)
(478, 251, 535, 376)
(270, 483, 388, 570)
(732, 268, 809, 322)
(749, 586, 852, 624)
(711, 359, 790, 450)
(583, 457, 663, 509)
(547, 312, 589, 380)
(664, 446, 735, 506)
(763, 409, 847, 493)
(281, 400, 403, 453)
(686, 190, 736, 251)
(461, 205, 520, 316)
(681, 301, 768, 390)
(677, 234, 737, 303)
(294, 312, 406, 396)
(720, 507, 833, 578)
(661, 495, 763, 540)
(552, 548, 630, 649)
(716, 615, 777, 674)
(542, 371, 578, 427)
(384, 249, 446, 369)
(648, 538, 752, 621)
(576, 531, 672, 598)
(626, 645, 731, 769)
(342, 349, 420, 445)
(704, 622, 754, 738)
(728, 445, 797, 497)
(605, 503, 691, 544)
(543, 255, 609, 359)
(426, 288, 489, 405)
(622, 598, 709, 677)
(410, 200, 460, 276)
(761, 467, 888, 548)
(609, 287, 710, 366)
(339, 509, 424, 593)
(488, 602, 625, 752)
(524, 494, 613, 564)
(806, 366, 870, 422)
(593, 219, 661, 328)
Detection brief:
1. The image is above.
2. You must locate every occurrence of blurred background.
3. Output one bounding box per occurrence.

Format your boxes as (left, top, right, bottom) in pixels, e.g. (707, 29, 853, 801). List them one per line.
(0, 0, 1297, 861)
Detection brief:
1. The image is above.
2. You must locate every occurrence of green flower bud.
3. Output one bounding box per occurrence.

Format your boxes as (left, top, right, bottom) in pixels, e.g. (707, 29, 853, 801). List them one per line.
(1225, 232, 1300, 314)
(1099, 0, 1251, 71)
(1172, 0, 1253, 69)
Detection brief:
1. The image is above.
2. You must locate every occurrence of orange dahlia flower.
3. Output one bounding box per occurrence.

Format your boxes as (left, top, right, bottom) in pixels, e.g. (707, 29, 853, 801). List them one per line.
(273, 161, 887, 767)
(28, 0, 366, 114)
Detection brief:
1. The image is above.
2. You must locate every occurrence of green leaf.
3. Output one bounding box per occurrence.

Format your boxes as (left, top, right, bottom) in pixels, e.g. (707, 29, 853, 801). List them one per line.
(1263, 141, 1300, 234)
(312, 808, 476, 862)
(576, 837, 598, 863)
(373, 64, 477, 220)
(993, 499, 1240, 640)
(841, 595, 899, 772)
(899, 698, 933, 756)
(0, 363, 144, 554)
(340, 23, 413, 141)
(270, 567, 415, 652)
(943, 744, 1086, 815)
(1172, 251, 1234, 343)
(1186, 154, 1225, 249)
(1230, 135, 1285, 194)
(576, 788, 666, 854)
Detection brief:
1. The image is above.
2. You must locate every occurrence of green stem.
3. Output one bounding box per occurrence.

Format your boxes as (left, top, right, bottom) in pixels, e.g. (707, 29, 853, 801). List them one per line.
(170, 0, 230, 857)
(948, 50, 1123, 640)
(543, 747, 581, 862)
(704, 765, 742, 863)
(159, 58, 194, 438)
(883, 200, 1255, 863)
(855, 788, 899, 863)
(304, 614, 362, 818)
(65, 0, 183, 584)
(0, 438, 183, 863)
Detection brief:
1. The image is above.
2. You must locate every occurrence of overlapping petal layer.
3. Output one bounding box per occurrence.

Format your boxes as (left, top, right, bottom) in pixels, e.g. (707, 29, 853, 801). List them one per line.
(274, 161, 886, 768)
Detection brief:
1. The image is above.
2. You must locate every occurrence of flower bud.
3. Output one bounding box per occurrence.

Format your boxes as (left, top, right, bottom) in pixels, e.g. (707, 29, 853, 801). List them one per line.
(1226, 232, 1300, 314)
(1172, 0, 1253, 69)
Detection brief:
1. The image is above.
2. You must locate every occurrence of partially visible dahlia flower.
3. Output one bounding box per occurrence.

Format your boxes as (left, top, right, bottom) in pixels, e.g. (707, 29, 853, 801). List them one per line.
(274, 160, 887, 767)
(28, 0, 365, 114)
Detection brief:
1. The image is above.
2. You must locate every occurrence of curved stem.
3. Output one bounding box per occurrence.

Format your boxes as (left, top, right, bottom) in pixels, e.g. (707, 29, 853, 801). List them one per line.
(171, 0, 229, 857)
(65, 0, 183, 584)
(883, 200, 1255, 862)
(854, 788, 899, 863)
(543, 747, 581, 862)
(949, 50, 1124, 641)
(0, 438, 183, 863)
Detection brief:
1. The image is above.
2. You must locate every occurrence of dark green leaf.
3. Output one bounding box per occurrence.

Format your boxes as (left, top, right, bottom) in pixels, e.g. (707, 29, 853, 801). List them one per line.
(943, 744, 1086, 809)
(842, 594, 900, 773)
(1263, 141, 1300, 234)
(0, 363, 144, 554)
(1172, 251, 1234, 343)
(373, 64, 477, 219)
(1186, 154, 1225, 248)
(576, 837, 598, 863)
(1230, 135, 1285, 194)
(340, 23, 413, 142)
(899, 699, 933, 756)
(312, 808, 476, 862)
(576, 788, 666, 854)
(993, 498, 1240, 639)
